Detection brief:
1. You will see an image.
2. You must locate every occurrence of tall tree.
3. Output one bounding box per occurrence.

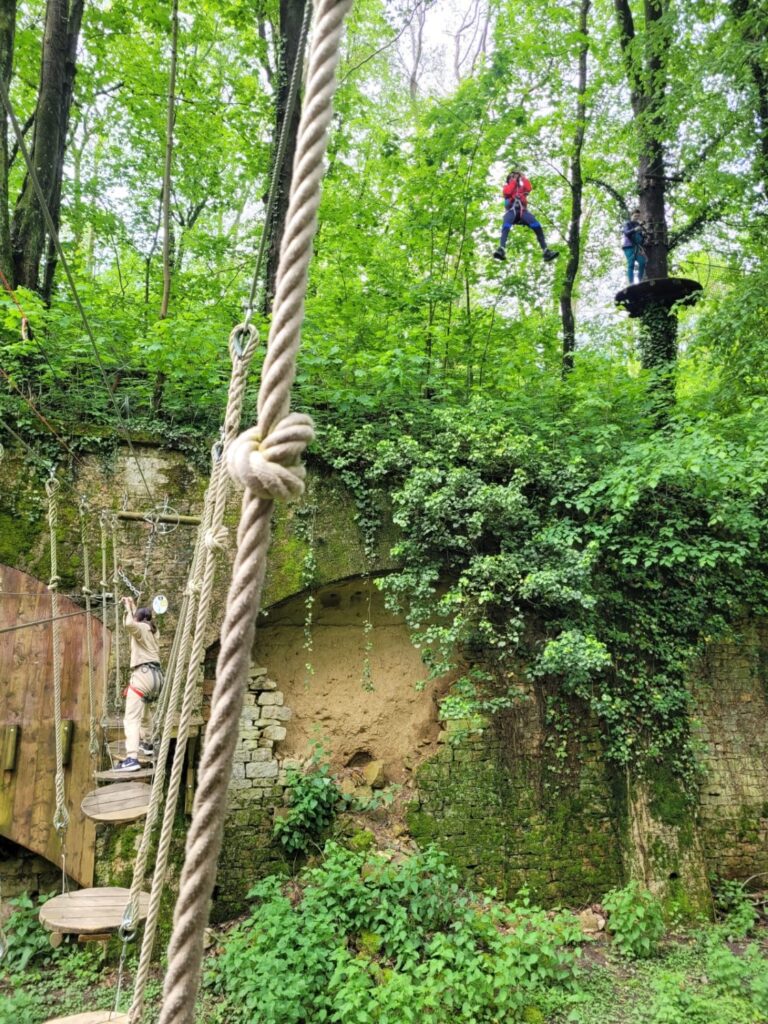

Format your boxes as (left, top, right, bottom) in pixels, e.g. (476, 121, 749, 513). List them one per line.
(0, 0, 15, 282)
(264, 0, 309, 313)
(560, 0, 591, 373)
(11, 0, 83, 297)
(613, 0, 678, 371)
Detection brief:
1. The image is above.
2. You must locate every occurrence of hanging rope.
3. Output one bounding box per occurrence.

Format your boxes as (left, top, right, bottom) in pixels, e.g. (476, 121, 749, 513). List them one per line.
(110, 484, 214, 1020)
(158, 2, 352, 1018)
(79, 499, 99, 762)
(46, 474, 69, 890)
(111, 515, 122, 712)
(98, 512, 111, 763)
(128, 329, 259, 1023)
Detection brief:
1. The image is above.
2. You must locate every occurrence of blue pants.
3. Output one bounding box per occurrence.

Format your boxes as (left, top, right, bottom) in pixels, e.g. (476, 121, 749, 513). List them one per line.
(624, 246, 646, 284)
(500, 207, 543, 249)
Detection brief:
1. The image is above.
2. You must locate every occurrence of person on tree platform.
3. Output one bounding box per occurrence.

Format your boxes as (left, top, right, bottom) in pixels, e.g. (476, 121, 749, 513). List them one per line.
(493, 170, 559, 263)
(114, 595, 164, 773)
(621, 209, 647, 284)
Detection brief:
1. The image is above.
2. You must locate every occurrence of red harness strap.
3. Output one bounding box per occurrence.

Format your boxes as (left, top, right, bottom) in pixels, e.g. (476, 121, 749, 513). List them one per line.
(123, 685, 149, 700)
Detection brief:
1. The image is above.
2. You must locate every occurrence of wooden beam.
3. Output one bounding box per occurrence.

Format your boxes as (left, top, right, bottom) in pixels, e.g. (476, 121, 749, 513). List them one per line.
(114, 509, 200, 526)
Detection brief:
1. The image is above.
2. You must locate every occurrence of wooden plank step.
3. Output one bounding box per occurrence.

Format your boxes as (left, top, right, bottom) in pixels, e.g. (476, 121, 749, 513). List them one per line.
(108, 741, 154, 763)
(44, 1013, 130, 1024)
(81, 783, 151, 824)
(39, 887, 150, 936)
(94, 767, 154, 783)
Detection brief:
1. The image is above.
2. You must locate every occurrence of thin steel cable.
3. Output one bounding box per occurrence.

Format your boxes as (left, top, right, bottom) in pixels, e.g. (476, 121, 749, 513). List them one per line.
(129, 329, 258, 1022)
(158, 3, 351, 1018)
(0, 76, 156, 507)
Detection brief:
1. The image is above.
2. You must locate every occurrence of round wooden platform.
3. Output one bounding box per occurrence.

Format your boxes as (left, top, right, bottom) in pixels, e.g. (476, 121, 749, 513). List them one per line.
(615, 277, 703, 318)
(39, 887, 150, 936)
(94, 767, 154, 783)
(81, 783, 151, 823)
(44, 1013, 130, 1024)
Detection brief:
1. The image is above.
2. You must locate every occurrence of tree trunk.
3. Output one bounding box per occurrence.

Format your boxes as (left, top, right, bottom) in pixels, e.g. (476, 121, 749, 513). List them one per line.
(614, 0, 676, 375)
(0, 0, 15, 283)
(560, 0, 590, 374)
(151, 0, 180, 416)
(264, 0, 309, 314)
(11, 0, 83, 296)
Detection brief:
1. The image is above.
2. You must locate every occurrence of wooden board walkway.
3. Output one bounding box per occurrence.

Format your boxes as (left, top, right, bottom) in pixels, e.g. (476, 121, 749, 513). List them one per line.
(94, 767, 154, 783)
(45, 1013, 130, 1024)
(81, 783, 151, 824)
(39, 887, 150, 936)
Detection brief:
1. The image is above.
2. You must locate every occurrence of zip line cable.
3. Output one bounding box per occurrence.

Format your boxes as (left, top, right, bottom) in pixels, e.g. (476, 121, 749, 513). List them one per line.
(0, 78, 156, 507)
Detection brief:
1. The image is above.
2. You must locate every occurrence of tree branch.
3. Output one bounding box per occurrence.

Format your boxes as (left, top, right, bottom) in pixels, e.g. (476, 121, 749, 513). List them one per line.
(668, 209, 717, 251)
(585, 176, 629, 217)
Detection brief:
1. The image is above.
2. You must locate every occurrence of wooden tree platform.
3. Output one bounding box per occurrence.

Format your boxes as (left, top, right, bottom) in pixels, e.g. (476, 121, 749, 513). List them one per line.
(81, 783, 151, 823)
(39, 887, 150, 937)
(44, 1013, 130, 1024)
(94, 767, 154, 783)
(615, 277, 703, 318)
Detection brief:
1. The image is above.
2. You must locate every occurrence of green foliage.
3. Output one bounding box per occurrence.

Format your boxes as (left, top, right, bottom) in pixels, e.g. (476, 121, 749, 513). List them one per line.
(273, 761, 345, 856)
(206, 844, 583, 1024)
(0, 893, 60, 973)
(713, 878, 758, 939)
(603, 881, 665, 959)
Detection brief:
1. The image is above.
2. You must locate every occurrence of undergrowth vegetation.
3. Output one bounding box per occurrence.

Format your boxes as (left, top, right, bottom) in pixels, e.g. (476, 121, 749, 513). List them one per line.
(3, 862, 768, 1024)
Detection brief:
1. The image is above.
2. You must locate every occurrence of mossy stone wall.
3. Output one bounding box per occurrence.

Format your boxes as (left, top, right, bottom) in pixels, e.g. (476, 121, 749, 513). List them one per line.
(408, 693, 624, 906)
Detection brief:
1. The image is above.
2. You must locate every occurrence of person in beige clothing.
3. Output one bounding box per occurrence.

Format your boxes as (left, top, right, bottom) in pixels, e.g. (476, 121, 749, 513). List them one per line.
(115, 595, 164, 773)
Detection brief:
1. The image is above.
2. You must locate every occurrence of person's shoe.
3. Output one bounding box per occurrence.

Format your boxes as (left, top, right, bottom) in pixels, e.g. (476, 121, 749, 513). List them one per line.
(138, 741, 154, 757)
(493, 247, 506, 261)
(114, 757, 141, 772)
(543, 248, 559, 262)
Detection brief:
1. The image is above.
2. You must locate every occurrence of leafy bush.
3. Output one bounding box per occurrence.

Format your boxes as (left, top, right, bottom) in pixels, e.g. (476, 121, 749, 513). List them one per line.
(713, 878, 757, 938)
(603, 881, 665, 959)
(0, 893, 60, 972)
(272, 761, 346, 856)
(206, 843, 583, 1023)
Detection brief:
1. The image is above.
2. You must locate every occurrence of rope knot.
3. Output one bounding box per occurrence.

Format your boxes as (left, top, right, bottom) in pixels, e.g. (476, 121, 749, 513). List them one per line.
(204, 526, 229, 553)
(227, 413, 314, 502)
(47, 575, 61, 591)
(45, 476, 60, 498)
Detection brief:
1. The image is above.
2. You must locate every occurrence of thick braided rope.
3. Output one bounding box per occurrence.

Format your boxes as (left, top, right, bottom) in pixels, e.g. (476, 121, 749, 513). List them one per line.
(111, 516, 122, 710)
(79, 501, 99, 761)
(124, 470, 215, 913)
(158, 3, 351, 1020)
(128, 328, 259, 1023)
(98, 513, 111, 748)
(46, 478, 69, 841)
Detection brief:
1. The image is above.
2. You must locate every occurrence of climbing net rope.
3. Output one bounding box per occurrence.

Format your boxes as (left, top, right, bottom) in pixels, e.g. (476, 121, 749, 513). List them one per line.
(158, 1, 352, 1018)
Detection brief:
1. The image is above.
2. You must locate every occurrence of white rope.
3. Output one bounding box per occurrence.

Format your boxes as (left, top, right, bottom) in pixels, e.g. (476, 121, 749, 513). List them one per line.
(111, 515, 122, 711)
(127, 328, 260, 1023)
(79, 500, 99, 762)
(158, 2, 352, 1018)
(46, 476, 69, 887)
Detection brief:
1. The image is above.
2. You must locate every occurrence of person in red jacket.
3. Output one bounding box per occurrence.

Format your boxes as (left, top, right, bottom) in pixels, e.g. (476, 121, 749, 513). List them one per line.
(493, 170, 559, 262)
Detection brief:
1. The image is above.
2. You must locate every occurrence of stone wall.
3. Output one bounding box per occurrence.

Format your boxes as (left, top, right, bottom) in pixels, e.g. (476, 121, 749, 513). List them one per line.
(694, 622, 768, 880)
(0, 838, 60, 899)
(5, 441, 768, 921)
